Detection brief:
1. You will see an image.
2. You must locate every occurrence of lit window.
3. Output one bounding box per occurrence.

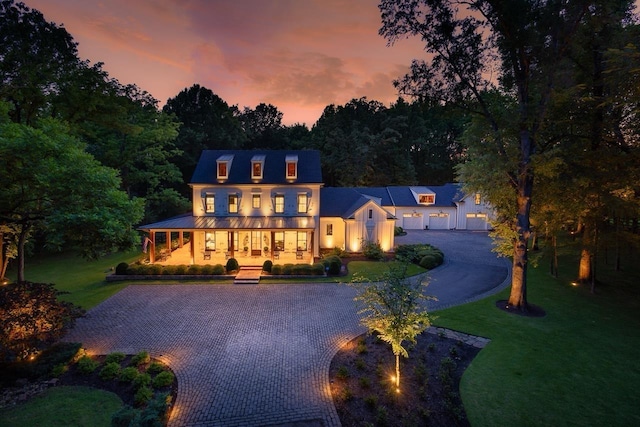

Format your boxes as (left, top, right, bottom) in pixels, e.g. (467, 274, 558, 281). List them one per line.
(286, 154, 298, 179)
(217, 162, 227, 179)
(204, 195, 214, 213)
(274, 195, 284, 214)
(251, 155, 264, 179)
(216, 154, 233, 179)
(419, 194, 435, 204)
(205, 232, 215, 250)
(228, 194, 238, 213)
(326, 224, 333, 236)
(274, 232, 284, 251)
(475, 193, 481, 205)
(297, 194, 308, 213)
(252, 194, 261, 209)
(297, 231, 307, 251)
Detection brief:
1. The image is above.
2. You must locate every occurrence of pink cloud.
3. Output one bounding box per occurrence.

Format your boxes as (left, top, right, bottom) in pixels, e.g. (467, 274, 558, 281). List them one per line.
(24, 0, 428, 125)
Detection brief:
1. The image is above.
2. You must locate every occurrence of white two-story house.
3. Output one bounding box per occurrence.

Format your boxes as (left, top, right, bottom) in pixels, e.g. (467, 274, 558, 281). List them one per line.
(139, 150, 323, 265)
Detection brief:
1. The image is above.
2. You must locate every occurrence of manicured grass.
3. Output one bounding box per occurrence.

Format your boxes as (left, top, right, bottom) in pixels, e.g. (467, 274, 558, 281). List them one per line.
(7, 250, 140, 310)
(341, 260, 426, 282)
(0, 386, 122, 427)
(434, 250, 640, 426)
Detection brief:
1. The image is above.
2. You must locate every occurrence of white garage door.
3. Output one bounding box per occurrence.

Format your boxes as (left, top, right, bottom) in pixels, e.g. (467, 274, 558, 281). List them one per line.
(466, 213, 488, 230)
(402, 213, 423, 230)
(428, 214, 449, 230)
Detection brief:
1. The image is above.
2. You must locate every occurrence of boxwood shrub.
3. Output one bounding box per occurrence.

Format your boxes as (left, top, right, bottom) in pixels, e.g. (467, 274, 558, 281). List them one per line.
(226, 258, 239, 272)
(322, 255, 342, 275)
(271, 264, 283, 275)
(395, 244, 444, 269)
(115, 262, 129, 275)
(262, 260, 273, 273)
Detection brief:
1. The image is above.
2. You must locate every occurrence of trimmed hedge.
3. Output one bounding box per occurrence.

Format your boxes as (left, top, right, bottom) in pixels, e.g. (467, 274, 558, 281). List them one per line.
(267, 262, 326, 276)
(122, 263, 228, 276)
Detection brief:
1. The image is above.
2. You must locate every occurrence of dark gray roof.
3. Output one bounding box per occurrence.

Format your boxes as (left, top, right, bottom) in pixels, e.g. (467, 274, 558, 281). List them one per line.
(139, 214, 316, 230)
(319, 184, 465, 217)
(319, 187, 395, 219)
(319, 188, 369, 217)
(190, 150, 323, 185)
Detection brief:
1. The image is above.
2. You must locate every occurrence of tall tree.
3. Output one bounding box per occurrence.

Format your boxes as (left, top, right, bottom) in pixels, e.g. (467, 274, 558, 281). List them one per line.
(163, 84, 246, 189)
(380, 0, 591, 311)
(238, 103, 285, 149)
(0, 0, 80, 125)
(0, 107, 144, 282)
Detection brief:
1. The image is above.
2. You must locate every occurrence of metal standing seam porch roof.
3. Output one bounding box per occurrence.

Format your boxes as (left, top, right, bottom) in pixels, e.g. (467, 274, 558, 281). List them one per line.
(138, 214, 316, 231)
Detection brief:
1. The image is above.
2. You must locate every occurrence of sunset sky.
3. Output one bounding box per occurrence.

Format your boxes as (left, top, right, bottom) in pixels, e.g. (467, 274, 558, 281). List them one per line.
(26, 0, 427, 126)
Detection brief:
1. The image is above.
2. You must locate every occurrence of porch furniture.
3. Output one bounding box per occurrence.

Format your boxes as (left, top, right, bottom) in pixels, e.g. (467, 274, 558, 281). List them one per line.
(203, 250, 212, 260)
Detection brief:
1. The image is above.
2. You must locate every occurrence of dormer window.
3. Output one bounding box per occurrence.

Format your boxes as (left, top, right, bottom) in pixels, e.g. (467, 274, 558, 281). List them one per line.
(216, 154, 233, 180)
(251, 155, 265, 180)
(418, 194, 435, 205)
(475, 193, 481, 205)
(285, 154, 298, 180)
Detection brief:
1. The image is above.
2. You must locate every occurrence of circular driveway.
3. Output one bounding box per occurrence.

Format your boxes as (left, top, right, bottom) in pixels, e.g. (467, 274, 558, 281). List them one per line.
(63, 231, 509, 427)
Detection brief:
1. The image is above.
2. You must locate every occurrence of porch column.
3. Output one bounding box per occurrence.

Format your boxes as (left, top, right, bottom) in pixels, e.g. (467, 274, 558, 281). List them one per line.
(178, 231, 184, 248)
(190, 235, 195, 265)
(165, 231, 171, 255)
(149, 231, 156, 263)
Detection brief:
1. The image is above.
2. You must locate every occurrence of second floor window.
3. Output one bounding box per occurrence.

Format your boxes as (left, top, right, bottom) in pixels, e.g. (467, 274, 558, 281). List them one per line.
(297, 194, 308, 213)
(326, 224, 333, 236)
(252, 194, 261, 209)
(205, 195, 215, 213)
(475, 193, 481, 205)
(228, 194, 238, 213)
(274, 195, 284, 214)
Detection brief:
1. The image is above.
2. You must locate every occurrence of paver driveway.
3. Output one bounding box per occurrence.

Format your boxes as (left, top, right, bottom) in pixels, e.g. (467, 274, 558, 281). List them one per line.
(63, 231, 509, 427)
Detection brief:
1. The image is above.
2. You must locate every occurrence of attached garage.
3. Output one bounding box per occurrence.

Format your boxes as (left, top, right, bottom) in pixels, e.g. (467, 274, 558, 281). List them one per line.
(402, 213, 423, 230)
(466, 213, 488, 230)
(428, 213, 450, 230)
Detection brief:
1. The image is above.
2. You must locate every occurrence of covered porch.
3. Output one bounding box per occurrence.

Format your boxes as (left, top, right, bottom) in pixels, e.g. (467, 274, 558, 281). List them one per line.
(139, 214, 317, 267)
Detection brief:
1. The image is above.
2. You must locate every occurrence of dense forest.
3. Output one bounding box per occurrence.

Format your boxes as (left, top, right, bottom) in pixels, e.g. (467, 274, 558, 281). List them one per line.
(1, 0, 639, 297)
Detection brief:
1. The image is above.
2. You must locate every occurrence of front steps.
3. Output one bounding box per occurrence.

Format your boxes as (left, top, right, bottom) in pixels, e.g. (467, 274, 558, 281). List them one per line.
(234, 266, 262, 285)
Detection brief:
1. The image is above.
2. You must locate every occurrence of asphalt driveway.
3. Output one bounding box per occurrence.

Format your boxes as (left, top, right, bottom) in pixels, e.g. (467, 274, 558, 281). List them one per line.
(63, 231, 509, 427)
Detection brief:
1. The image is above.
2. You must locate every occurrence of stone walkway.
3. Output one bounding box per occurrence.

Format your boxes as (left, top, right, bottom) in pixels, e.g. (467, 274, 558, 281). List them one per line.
(62, 231, 508, 426)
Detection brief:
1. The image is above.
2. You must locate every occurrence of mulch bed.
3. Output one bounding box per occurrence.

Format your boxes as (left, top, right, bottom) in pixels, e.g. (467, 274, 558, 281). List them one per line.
(330, 331, 481, 426)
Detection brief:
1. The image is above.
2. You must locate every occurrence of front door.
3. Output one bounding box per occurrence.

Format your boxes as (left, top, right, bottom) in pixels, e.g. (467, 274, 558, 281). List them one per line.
(251, 231, 262, 256)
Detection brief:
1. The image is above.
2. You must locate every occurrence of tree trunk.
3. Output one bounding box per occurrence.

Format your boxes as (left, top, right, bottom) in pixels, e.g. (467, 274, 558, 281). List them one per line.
(507, 131, 534, 311)
(578, 221, 594, 283)
(395, 353, 400, 390)
(17, 224, 28, 283)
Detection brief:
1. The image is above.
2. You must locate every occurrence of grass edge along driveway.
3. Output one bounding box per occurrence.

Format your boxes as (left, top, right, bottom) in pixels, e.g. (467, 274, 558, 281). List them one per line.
(434, 255, 640, 427)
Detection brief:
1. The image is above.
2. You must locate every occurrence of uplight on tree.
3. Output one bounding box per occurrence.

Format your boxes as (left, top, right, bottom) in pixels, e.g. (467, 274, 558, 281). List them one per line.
(351, 264, 434, 390)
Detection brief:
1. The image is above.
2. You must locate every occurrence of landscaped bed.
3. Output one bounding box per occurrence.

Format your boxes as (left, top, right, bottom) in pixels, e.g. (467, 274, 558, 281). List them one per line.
(330, 330, 480, 426)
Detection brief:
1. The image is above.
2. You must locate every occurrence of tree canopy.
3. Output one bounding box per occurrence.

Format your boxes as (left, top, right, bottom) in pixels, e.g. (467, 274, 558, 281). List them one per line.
(0, 104, 144, 282)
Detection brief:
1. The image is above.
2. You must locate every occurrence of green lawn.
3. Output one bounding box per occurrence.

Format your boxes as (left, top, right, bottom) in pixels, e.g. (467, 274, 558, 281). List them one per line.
(434, 250, 640, 426)
(7, 250, 141, 310)
(0, 386, 122, 427)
